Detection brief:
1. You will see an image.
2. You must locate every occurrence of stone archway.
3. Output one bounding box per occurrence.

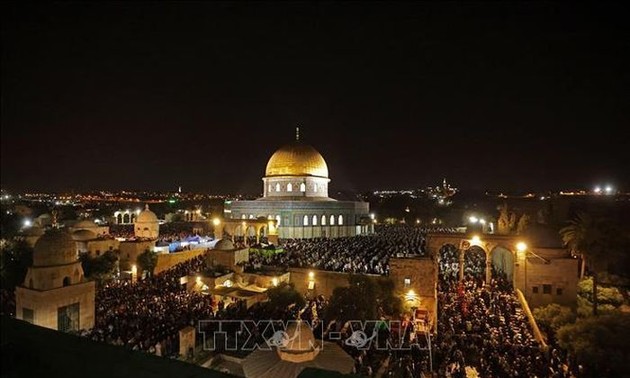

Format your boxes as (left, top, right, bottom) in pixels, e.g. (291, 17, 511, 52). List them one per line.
(437, 243, 460, 283)
(427, 232, 528, 288)
(491, 246, 515, 281)
(463, 245, 487, 283)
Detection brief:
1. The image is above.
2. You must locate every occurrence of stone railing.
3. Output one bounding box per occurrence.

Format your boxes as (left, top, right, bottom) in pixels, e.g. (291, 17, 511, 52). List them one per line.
(515, 288, 548, 351)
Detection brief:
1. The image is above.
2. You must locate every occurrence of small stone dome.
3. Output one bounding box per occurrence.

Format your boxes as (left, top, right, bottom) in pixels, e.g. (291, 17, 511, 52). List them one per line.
(71, 229, 97, 241)
(33, 229, 77, 266)
(265, 142, 329, 178)
(136, 204, 158, 223)
(277, 321, 320, 363)
(74, 219, 98, 229)
(214, 239, 235, 251)
(282, 321, 318, 352)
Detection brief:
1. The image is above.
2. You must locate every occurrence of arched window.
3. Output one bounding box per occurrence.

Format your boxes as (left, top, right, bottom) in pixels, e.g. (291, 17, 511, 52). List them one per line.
(303, 215, 309, 226)
(312, 215, 318, 226)
(276, 183, 281, 192)
(321, 215, 326, 225)
(249, 214, 255, 219)
(338, 215, 343, 225)
(241, 214, 247, 219)
(300, 183, 306, 192)
(330, 215, 335, 225)
(275, 215, 281, 226)
(63, 277, 71, 287)
(287, 183, 293, 192)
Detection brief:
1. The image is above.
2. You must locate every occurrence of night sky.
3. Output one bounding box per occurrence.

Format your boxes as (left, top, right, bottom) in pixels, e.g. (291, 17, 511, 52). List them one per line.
(2, 2, 628, 194)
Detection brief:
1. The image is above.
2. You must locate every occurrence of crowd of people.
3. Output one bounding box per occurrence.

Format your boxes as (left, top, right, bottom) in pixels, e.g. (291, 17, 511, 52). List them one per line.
(434, 245, 576, 377)
(245, 225, 456, 275)
(82, 256, 213, 356)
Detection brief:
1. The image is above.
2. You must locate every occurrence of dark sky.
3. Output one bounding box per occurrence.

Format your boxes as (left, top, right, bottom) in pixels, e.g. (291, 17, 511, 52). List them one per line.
(2, 2, 628, 194)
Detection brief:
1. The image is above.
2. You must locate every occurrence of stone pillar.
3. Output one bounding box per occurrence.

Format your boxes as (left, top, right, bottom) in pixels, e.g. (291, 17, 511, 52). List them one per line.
(459, 249, 465, 281)
(485, 257, 492, 284)
(179, 326, 196, 359)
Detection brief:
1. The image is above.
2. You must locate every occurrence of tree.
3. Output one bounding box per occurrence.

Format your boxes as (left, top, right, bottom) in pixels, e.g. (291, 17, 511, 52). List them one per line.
(533, 304, 576, 333)
(560, 213, 622, 315)
(136, 250, 158, 277)
(79, 251, 118, 283)
(497, 203, 510, 234)
(265, 282, 306, 318)
(0, 240, 33, 291)
(325, 275, 401, 322)
(516, 213, 531, 235)
(557, 314, 630, 377)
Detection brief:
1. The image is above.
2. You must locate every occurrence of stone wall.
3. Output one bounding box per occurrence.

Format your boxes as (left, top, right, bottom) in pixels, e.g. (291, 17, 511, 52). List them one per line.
(154, 248, 208, 275)
(119, 240, 156, 265)
(517, 257, 578, 308)
(206, 248, 249, 270)
(85, 239, 119, 257)
(289, 268, 374, 298)
(15, 280, 95, 331)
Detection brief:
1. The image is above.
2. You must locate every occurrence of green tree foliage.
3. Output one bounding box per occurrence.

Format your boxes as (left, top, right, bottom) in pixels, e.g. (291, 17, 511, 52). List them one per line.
(136, 250, 158, 277)
(560, 213, 625, 315)
(533, 304, 576, 332)
(265, 282, 306, 316)
(326, 275, 401, 322)
(557, 314, 630, 377)
(516, 213, 531, 235)
(79, 251, 118, 283)
(0, 240, 33, 290)
(0, 211, 22, 240)
(376, 278, 402, 316)
(578, 277, 624, 306)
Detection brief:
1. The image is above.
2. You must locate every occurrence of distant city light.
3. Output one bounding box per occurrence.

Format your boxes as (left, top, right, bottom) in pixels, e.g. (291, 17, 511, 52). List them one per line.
(594, 186, 602, 194)
(23, 219, 32, 227)
(605, 186, 613, 194)
(469, 216, 478, 224)
(479, 219, 486, 225)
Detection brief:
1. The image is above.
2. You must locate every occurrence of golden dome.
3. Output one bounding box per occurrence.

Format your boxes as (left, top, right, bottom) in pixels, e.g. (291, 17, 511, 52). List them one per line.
(265, 142, 328, 178)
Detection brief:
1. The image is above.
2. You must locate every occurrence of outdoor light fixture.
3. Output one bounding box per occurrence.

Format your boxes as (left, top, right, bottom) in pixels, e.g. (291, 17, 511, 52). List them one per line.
(308, 271, 315, 279)
(471, 235, 481, 245)
(272, 277, 279, 287)
(212, 218, 221, 226)
(405, 289, 417, 301)
(469, 216, 478, 223)
(516, 242, 527, 254)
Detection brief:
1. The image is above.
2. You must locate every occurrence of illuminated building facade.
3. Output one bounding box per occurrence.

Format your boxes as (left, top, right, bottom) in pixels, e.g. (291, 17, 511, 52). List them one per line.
(227, 132, 372, 240)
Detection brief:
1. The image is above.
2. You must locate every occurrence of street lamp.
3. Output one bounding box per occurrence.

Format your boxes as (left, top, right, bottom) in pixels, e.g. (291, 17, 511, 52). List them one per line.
(516, 242, 528, 297)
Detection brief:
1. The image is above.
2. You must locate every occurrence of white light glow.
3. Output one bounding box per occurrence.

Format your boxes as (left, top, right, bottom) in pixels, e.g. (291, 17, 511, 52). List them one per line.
(469, 216, 478, 224)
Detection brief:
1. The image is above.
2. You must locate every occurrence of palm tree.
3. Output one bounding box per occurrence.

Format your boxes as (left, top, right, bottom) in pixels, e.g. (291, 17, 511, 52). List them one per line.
(560, 213, 616, 316)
